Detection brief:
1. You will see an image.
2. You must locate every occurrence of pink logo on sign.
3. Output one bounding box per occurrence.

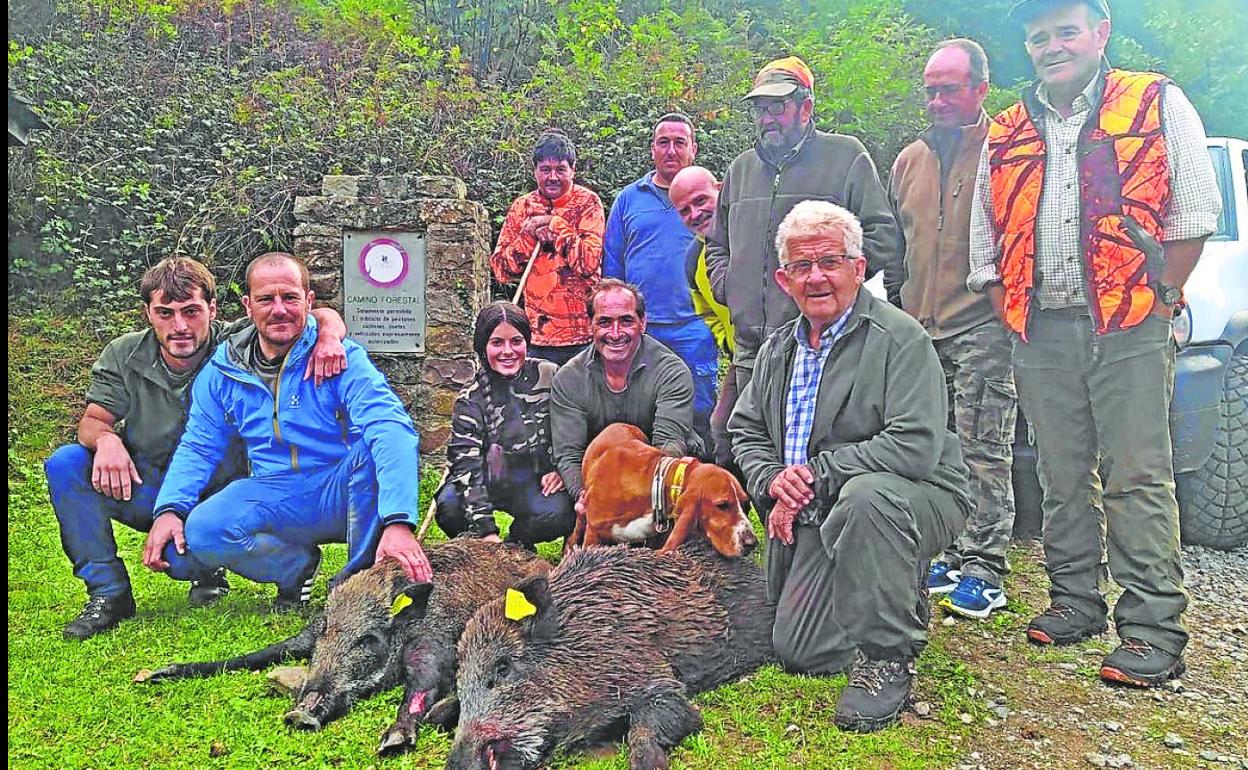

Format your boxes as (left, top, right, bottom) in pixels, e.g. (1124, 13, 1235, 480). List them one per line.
(359, 238, 410, 288)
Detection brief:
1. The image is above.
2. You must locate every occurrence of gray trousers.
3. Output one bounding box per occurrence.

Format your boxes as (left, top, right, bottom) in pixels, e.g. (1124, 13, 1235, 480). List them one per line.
(767, 472, 965, 672)
(1015, 309, 1188, 655)
(934, 321, 1017, 584)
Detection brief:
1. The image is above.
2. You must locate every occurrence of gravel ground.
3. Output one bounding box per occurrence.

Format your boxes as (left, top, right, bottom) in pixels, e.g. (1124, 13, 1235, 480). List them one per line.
(940, 542, 1248, 770)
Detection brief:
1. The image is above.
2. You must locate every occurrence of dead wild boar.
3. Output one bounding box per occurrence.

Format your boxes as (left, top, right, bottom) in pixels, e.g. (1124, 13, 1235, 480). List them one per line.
(138, 538, 548, 754)
(445, 540, 775, 770)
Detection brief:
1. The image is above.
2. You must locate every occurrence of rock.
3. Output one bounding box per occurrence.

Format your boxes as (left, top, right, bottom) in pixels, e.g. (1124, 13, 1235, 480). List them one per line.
(265, 665, 309, 696)
(1059, 662, 1080, 672)
(959, 712, 974, 724)
(913, 701, 932, 717)
(993, 705, 1010, 719)
(1163, 732, 1184, 749)
(1106, 754, 1133, 768)
(1085, 752, 1109, 767)
(1103, 721, 1123, 733)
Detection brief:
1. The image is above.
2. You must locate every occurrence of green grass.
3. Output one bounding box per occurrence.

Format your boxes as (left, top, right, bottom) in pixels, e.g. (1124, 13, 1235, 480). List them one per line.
(9, 311, 984, 769)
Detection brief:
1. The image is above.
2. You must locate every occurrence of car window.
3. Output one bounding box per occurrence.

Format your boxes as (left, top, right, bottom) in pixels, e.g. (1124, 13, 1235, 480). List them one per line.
(1207, 145, 1236, 241)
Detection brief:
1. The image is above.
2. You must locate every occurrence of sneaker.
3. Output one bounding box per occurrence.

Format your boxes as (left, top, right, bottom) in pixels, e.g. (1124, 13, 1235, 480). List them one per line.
(1026, 603, 1108, 646)
(275, 548, 321, 611)
(833, 651, 914, 733)
(926, 561, 961, 595)
(1100, 638, 1186, 687)
(63, 594, 136, 641)
(940, 575, 1007, 620)
(187, 568, 230, 608)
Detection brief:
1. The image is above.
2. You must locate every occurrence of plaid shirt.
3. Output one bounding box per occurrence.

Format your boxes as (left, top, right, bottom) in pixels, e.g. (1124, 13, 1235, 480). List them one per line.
(968, 77, 1221, 305)
(784, 306, 853, 524)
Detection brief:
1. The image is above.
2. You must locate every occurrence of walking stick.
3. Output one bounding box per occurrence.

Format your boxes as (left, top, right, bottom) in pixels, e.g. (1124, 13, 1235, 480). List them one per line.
(511, 240, 543, 305)
(417, 468, 448, 543)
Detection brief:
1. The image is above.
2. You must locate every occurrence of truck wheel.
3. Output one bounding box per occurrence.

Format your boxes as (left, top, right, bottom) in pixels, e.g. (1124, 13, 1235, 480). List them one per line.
(1178, 352, 1248, 550)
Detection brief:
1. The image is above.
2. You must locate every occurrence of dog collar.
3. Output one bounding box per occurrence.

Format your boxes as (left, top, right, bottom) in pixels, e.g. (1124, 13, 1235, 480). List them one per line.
(651, 456, 697, 533)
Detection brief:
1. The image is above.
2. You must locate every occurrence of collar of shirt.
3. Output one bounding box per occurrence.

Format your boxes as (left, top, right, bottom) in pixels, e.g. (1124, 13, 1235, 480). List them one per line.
(792, 304, 855, 352)
(637, 171, 673, 204)
(1036, 65, 1105, 119)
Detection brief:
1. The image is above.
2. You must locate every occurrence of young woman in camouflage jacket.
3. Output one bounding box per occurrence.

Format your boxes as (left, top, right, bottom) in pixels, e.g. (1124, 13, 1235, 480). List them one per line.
(433, 301, 575, 548)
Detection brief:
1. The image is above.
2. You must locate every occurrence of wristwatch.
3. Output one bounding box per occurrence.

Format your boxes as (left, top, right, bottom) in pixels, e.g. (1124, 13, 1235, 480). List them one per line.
(1154, 281, 1181, 308)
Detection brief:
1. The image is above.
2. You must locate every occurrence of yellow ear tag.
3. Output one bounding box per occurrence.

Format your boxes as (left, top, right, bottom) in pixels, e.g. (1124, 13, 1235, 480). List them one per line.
(504, 588, 537, 621)
(390, 593, 413, 617)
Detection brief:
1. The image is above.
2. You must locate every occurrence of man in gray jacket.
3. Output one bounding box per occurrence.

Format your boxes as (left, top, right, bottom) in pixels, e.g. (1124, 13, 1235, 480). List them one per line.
(729, 201, 970, 732)
(550, 278, 704, 504)
(706, 56, 899, 394)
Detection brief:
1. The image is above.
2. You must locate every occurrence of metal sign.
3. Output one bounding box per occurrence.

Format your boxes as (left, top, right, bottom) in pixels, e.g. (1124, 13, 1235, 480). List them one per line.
(343, 230, 426, 353)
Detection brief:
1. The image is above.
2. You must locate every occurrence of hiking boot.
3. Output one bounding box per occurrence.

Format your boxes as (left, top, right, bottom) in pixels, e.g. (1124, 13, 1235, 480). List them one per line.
(1026, 603, 1108, 646)
(833, 651, 914, 733)
(63, 594, 136, 641)
(187, 568, 230, 608)
(1100, 638, 1185, 687)
(926, 561, 961, 595)
(941, 575, 1007, 620)
(275, 548, 322, 612)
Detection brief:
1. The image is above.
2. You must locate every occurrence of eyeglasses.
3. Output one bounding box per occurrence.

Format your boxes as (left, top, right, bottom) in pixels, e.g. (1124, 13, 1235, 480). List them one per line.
(747, 99, 790, 118)
(923, 83, 973, 100)
(781, 255, 854, 277)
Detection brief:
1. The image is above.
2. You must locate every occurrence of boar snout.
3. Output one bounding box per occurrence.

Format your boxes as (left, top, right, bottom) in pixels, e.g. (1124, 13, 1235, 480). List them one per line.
(285, 690, 330, 731)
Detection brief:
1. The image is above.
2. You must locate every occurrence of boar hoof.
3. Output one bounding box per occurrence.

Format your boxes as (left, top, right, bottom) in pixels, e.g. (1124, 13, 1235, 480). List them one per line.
(284, 708, 323, 731)
(377, 726, 416, 756)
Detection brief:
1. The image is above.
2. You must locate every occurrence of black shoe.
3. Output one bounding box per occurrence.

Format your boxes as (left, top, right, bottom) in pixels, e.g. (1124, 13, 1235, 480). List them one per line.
(834, 651, 914, 733)
(1026, 603, 1108, 646)
(275, 548, 321, 611)
(63, 594, 136, 641)
(1100, 638, 1186, 687)
(188, 568, 230, 608)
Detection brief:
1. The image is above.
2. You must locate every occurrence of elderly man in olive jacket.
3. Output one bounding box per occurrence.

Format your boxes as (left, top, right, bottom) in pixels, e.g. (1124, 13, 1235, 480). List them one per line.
(729, 200, 970, 733)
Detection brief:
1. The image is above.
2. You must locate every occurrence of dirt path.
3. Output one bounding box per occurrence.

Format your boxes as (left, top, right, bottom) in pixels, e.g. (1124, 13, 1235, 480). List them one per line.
(923, 542, 1248, 770)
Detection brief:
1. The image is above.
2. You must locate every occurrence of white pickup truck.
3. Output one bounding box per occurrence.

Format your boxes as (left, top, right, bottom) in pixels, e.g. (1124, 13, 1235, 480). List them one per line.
(1012, 136, 1248, 550)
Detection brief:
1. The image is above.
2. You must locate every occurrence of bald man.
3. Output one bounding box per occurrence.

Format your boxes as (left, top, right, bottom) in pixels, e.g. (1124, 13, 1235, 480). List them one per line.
(670, 166, 737, 471)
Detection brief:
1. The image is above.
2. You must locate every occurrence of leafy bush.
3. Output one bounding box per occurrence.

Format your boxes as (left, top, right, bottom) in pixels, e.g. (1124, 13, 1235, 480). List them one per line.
(7, 0, 941, 309)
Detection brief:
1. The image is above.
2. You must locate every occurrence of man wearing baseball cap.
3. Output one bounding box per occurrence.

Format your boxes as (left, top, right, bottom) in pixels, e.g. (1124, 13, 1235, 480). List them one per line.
(705, 55, 899, 402)
(967, 0, 1221, 686)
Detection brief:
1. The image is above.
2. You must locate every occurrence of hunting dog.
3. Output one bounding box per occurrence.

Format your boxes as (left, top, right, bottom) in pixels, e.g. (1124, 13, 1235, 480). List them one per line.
(566, 422, 757, 558)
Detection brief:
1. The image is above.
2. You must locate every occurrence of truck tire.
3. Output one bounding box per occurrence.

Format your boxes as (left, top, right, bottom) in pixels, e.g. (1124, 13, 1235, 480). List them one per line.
(1177, 352, 1248, 550)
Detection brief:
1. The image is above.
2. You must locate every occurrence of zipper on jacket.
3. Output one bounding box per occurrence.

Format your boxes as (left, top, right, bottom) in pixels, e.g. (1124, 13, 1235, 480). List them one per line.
(271, 354, 299, 472)
(764, 168, 784, 332)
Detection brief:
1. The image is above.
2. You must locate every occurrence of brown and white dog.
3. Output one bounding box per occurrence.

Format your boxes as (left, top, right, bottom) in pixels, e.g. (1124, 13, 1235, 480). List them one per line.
(566, 422, 757, 558)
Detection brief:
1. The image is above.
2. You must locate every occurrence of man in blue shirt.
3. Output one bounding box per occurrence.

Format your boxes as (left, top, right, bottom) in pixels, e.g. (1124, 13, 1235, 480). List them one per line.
(147, 252, 432, 608)
(603, 112, 719, 452)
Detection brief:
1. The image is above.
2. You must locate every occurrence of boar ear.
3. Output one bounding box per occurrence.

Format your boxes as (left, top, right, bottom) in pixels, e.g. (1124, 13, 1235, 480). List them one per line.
(513, 574, 558, 641)
(390, 582, 433, 622)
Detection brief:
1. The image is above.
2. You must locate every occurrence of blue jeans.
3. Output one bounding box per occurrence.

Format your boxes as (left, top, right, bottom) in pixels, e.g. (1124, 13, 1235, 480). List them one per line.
(183, 442, 386, 592)
(46, 444, 217, 599)
(646, 319, 719, 450)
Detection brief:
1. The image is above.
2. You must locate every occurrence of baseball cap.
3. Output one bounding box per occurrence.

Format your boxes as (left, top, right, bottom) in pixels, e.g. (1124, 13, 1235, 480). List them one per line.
(1009, 0, 1111, 23)
(743, 56, 815, 100)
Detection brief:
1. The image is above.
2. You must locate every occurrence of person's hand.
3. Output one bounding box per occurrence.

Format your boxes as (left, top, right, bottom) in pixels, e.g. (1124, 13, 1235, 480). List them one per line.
(767, 502, 798, 546)
(376, 523, 433, 582)
(986, 283, 1007, 325)
(1151, 296, 1178, 321)
(481, 533, 503, 544)
(92, 432, 142, 501)
(143, 512, 185, 572)
(305, 335, 348, 387)
(540, 471, 565, 497)
(523, 214, 555, 243)
(768, 465, 815, 511)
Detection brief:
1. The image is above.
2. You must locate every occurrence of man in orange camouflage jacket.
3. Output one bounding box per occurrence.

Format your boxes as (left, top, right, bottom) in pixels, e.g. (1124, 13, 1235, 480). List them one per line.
(492, 130, 605, 365)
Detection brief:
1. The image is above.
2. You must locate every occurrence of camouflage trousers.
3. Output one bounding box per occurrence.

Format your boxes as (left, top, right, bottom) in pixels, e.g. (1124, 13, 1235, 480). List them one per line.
(933, 320, 1017, 585)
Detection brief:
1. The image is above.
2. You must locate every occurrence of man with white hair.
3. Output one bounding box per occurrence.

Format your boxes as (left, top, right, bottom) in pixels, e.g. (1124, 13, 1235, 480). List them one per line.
(729, 200, 971, 732)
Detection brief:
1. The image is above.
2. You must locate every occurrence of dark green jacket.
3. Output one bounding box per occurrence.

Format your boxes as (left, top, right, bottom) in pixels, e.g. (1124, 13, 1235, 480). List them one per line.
(727, 288, 971, 518)
(705, 126, 900, 371)
(550, 334, 702, 498)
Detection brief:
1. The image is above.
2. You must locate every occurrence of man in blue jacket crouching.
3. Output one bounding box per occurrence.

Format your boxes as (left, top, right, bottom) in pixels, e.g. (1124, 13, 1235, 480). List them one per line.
(146, 252, 431, 608)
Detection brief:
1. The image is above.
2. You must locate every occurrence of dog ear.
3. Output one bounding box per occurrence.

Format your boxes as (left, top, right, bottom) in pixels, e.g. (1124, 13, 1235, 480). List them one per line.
(659, 489, 703, 553)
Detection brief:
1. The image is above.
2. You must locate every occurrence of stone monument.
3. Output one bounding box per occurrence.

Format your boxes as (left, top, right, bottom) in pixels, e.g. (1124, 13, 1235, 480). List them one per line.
(292, 174, 490, 454)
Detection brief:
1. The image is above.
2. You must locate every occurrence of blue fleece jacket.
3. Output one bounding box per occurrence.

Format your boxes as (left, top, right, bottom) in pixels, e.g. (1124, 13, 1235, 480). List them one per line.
(154, 316, 421, 526)
(603, 172, 699, 325)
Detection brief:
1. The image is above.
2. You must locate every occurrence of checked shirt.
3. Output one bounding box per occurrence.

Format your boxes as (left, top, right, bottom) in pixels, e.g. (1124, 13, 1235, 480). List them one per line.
(784, 305, 853, 525)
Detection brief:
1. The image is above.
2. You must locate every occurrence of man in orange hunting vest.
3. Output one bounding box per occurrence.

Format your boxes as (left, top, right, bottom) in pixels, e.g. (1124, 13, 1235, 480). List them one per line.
(967, 0, 1222, 687)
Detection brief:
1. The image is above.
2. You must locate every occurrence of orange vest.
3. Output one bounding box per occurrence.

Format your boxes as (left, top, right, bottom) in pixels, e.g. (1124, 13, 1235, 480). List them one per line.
(987, 69, 1171, 337)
